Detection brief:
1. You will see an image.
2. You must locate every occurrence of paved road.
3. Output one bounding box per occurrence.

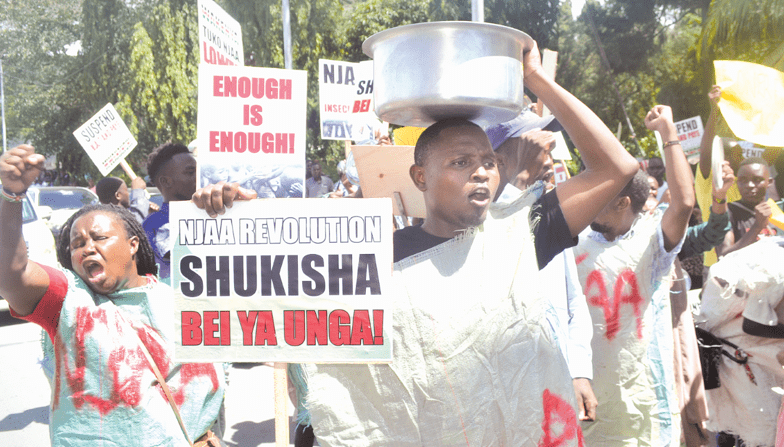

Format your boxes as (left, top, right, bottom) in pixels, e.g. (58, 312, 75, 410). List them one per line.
(0, 311, 302, 446)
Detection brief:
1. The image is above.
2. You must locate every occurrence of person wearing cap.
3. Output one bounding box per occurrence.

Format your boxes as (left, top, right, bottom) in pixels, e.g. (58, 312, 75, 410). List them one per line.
(95, 176, 150, 224)
(572, 104, 695, 446)
(191, 38, 638, 445)
(492, 112, 598, 423)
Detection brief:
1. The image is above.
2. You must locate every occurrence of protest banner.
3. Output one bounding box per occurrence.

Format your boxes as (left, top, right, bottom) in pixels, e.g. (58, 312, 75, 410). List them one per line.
(674, 115, 704, 163)
(197, 64, 307, 198)
(197, 0, 243, 66)
(352, 145, 426, 218)
(72, 103, 137, 177)
(319, 59, 381, 142)
(170, 198, 394, 363)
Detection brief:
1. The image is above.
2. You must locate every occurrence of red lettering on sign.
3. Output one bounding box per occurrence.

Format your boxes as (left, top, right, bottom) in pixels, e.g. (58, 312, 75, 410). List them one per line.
(584, 268, 644, 340)
(538, 389, 585, 447)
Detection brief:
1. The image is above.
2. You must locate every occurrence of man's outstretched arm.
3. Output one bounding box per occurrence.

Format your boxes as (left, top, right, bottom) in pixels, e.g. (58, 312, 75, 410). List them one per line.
(644, 105, 696, 251)
(523, 42, 639, 237)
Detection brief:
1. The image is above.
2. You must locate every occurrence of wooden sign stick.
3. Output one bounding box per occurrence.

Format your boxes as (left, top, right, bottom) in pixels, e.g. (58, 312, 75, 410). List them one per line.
(119, 159, 138, 180)
(274, 363, 289, 446)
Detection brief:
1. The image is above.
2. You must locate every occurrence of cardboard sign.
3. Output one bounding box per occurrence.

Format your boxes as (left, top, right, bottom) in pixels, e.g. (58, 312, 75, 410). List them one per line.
(198, 0, 243, 66)
(553, 163, 568, 185)
(171, 199, 394, 363)
(318, 59, 380, 142)
(351, 145, 426, 218)
(72, 103, 137, 176)
(197, 64, 307, 198)
(674, 115, 704, 162)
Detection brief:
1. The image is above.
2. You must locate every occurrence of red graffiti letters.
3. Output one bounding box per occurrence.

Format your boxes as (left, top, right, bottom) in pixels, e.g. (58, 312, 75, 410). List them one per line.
(538, 389, 585, 447)
(585, 268, 644, 340)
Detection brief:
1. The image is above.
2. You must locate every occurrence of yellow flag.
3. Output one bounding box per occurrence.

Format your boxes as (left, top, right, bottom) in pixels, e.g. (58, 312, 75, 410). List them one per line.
(767, 198, 784, 232)
(715, 60, 784, 148)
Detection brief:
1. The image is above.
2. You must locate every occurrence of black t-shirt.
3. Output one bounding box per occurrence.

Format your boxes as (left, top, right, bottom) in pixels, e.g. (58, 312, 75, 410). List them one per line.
(728, 200, 784, 241)
(393, 189, 577, 269)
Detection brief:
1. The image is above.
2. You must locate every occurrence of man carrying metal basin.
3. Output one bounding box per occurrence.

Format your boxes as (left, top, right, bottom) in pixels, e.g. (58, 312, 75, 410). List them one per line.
(296, 23, 639, 446)
(193, 23, 638, 446)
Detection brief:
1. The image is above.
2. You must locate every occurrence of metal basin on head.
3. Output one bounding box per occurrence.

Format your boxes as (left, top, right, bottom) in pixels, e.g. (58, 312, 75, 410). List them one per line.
(362, 21, 533, 128)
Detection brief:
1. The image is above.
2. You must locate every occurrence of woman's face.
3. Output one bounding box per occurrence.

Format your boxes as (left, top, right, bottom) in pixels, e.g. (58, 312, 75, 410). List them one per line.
(69, 211, 141, 294)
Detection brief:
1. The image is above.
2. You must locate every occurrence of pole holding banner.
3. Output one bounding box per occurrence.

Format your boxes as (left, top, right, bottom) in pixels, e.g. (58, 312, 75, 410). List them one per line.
(472, 0, 484, 22)
(282, 0, 292, 70)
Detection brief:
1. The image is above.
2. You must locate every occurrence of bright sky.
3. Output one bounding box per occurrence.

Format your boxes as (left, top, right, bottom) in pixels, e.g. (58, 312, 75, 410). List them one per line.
(572, 0, 586, 19)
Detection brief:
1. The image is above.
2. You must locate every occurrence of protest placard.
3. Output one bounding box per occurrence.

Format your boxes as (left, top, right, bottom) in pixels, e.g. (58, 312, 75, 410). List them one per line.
(319, 59, 381, 142)
(197, 0, 243, 66)
(351, 145, 426, 218)
(72, 103, 137, 177)
(197, 64, 307, 198)
(674, 115, 704, 163)
(170, 198, 394, 363)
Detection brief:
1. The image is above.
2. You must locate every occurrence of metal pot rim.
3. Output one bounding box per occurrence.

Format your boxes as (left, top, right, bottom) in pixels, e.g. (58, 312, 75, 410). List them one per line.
(362, 21, 532, 59)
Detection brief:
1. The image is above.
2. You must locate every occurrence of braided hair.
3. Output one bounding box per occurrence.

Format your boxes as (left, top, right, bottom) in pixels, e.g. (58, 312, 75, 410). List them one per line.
(56, 204, 158, 276)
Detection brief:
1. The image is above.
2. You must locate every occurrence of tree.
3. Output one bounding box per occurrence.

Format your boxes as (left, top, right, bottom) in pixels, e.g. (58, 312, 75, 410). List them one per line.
(120, 0, 201, 161)
(221, 0, 346, 167)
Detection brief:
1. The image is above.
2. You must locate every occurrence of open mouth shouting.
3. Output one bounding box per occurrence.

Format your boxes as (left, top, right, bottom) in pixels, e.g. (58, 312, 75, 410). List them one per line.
(82, 259, 107, 285)
(468, 186, 492, 207)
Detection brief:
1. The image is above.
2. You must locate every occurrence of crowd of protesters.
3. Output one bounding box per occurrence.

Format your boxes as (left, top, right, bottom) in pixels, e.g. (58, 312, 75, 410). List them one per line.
(1, 34, 783, 447)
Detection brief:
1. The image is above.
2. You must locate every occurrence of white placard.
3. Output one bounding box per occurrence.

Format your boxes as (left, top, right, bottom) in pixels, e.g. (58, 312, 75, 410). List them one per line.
(171, 198, 394, 363)
(711, 136, 725, 191)
(318, 59, 380, 142)
(72, 103, 137, 176)
(198, 0, 244, 66)
(674, 115, 704, 162)
(197, 64, 307, 198)
(550, 131, 571, 160)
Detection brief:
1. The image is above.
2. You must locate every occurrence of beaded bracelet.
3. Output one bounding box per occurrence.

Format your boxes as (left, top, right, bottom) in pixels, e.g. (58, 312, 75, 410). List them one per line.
(1, 188, 26, 203)
(662, 140, 681, 149)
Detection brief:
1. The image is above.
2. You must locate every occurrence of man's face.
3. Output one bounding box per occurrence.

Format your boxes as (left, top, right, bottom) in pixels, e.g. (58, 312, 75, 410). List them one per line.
(311, 163, 322, 179)
(533, 149, 554, 184)
(415, 125, 500, 236)
(736, 163, 770, 204)
(116, 182, 130, 208)
(162, 153, 198, 201)
(647, 176, 658, 198)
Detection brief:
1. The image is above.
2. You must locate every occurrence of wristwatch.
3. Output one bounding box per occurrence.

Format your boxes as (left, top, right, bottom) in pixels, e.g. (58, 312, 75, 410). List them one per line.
(713, 197, 727, 204)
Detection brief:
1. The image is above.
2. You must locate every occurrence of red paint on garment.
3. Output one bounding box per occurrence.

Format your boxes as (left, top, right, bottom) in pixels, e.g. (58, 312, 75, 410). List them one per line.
(613, 269, 644, 340)
(585, 268, 644, 340)
(55, 306, 218, 415)
(574, 253, 589, 265)
(538, 389, 585, 447)
(171, 363, 220, 407)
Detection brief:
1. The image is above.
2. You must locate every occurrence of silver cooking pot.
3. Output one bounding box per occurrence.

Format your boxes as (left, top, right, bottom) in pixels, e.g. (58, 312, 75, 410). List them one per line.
(362, 21, 533, 128)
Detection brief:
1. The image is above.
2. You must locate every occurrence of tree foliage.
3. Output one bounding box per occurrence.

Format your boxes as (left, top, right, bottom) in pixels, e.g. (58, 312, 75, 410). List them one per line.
(2, 0, 783, 184)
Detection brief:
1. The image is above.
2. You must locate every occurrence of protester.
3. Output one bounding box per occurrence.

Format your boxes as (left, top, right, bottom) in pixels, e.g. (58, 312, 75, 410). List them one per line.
(0, 145, 225, 446)
(95, 175, 150, 224)
(697, 238, 784, 447)
(142, 142, 197, 283)
(490, 112, 597, 421)
(668, 161, 735, 446)
(643, 174, 661, 212)
(305, 161, 334, 197)
(574, 104, 695, 445)
(328, 160, 359, 198)
(648, 156, 669, 203)
(192, 38, 638, 445)
(716, 157, 784, 257)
